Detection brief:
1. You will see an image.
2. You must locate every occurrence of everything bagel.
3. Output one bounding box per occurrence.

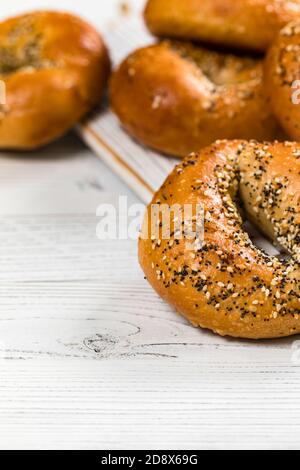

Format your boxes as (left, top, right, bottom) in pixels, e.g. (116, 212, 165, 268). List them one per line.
(145, 0, 300, 52)
(139, 140, 300, 339)
(0, 11, 110, 150)
(265, 21, 300, 141)
(110, 42, 281, 157)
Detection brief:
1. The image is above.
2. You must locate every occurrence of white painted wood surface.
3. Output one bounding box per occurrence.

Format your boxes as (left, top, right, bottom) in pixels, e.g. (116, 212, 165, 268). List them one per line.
(0, 0, 299, 451)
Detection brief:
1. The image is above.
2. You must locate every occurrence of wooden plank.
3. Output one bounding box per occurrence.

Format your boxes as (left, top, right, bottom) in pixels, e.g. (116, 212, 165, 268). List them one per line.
(1, 360, 300, 450)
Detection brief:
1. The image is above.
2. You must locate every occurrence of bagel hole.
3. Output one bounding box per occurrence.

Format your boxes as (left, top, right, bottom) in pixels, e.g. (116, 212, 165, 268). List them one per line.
(161, 37, 263, 59)
(166, 40, 262, 86)
(237, 191, 290, 261)
(0, 40, 42, 75)
(243, 220, 290, 261)
(0, 18, 45, 75)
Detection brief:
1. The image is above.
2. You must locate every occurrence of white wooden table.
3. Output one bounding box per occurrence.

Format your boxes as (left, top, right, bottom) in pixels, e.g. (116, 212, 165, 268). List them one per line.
(0, 0, 300, 451)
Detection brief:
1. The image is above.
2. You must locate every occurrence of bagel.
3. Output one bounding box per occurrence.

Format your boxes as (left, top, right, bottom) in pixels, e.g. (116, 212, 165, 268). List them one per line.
(144, 0, 300, 52)
(264, 21, 300, 142)
(139, 140, 300, 339)
(110, 42, 281, 157)
(0, 11, 110, 150)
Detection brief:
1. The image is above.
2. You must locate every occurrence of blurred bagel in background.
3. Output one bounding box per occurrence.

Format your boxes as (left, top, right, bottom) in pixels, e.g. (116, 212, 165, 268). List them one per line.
(264, 21, 300, 141)
(145, 0, 300, 52)
(0, 11, 110, 150)
(110, 41, 281, 157)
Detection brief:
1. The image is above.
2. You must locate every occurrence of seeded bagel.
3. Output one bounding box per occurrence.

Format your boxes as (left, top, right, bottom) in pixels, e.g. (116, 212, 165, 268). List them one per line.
(139, 140, 300, 339)
(145, 0, 300, 52)
(0, 11, 110, 150)
(265, 21, 300, 142)
(110, 42, 281, 157)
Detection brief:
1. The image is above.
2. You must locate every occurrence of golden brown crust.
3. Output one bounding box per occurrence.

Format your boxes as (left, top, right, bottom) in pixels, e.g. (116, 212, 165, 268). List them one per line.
(139, 140, 300, 339)
(110, 42, 281, 157)
(264, 21, 300, 141)
(145, 0, 300, 52)
(0, 11, 110, 150)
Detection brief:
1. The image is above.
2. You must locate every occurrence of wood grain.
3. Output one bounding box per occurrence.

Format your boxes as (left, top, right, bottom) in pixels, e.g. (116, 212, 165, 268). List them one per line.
(2, 360, 300, 450)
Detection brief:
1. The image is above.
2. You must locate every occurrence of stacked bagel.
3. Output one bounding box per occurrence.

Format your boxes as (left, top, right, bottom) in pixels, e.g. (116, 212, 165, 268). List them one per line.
(111, 0, 300, 156)
(110, 1, 300, 339)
